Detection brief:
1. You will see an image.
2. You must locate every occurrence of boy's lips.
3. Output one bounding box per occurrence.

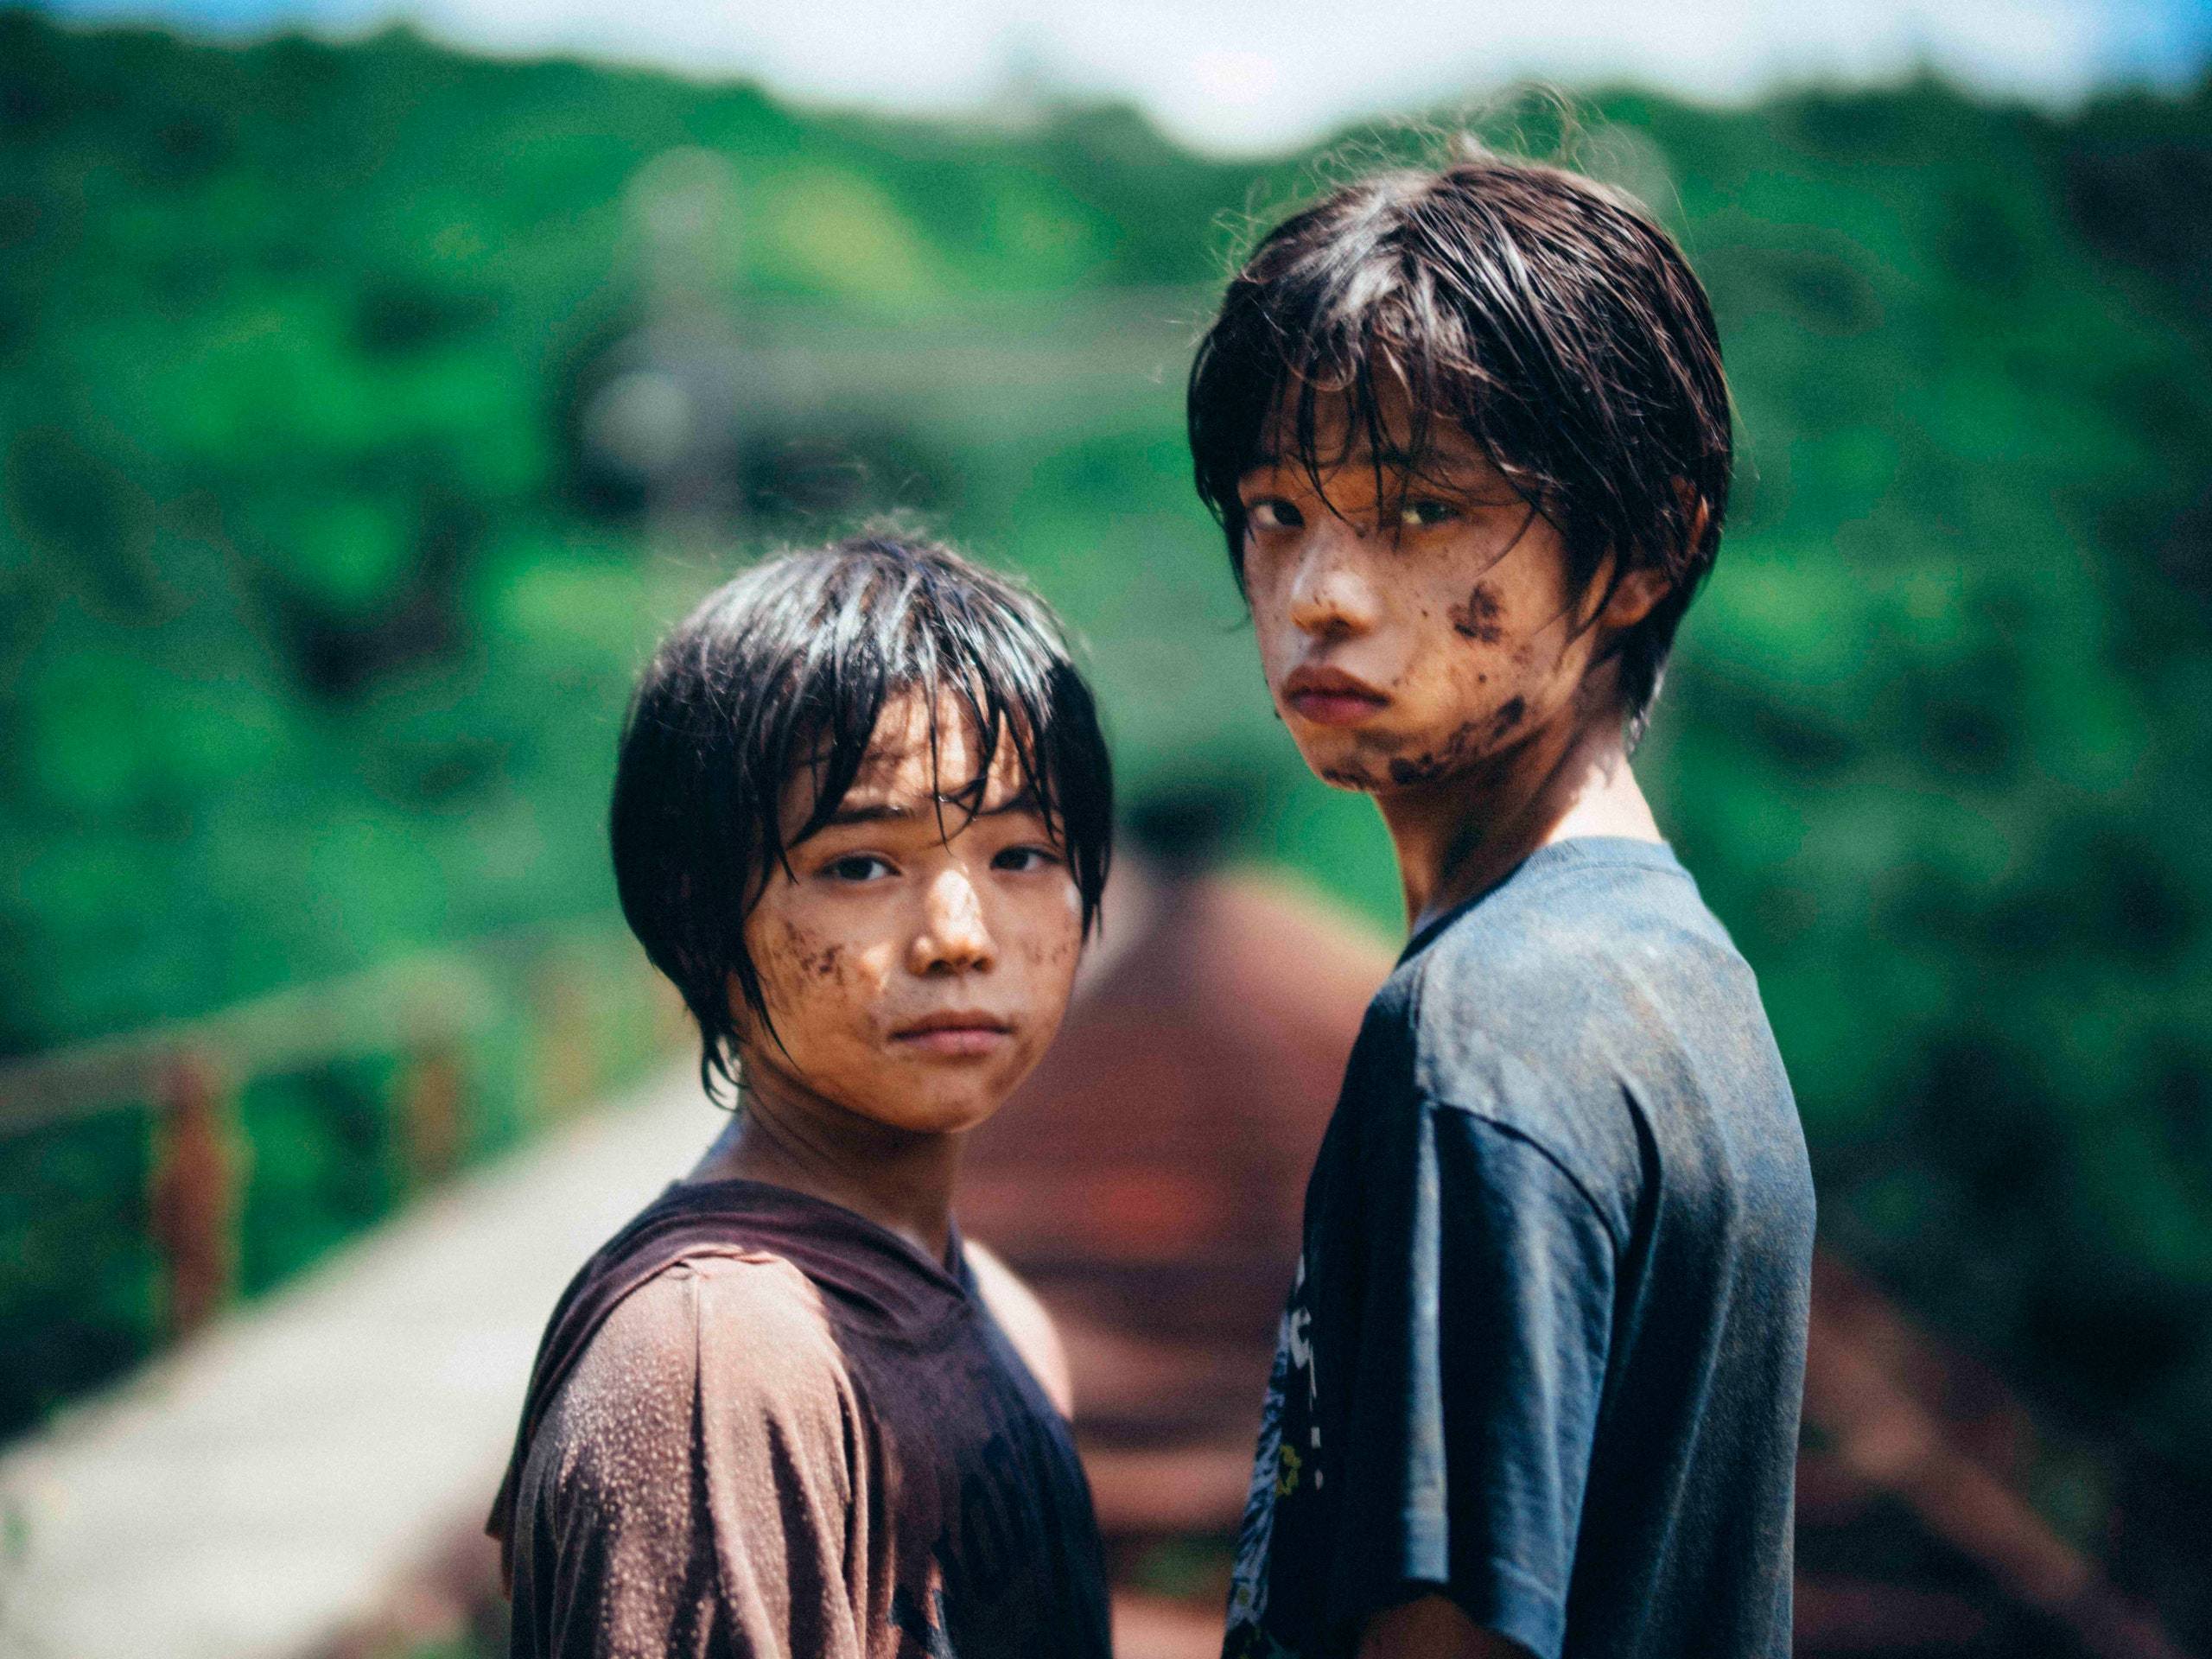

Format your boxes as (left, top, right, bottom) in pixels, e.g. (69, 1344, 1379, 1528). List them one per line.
(890, 1009, 1014, 1058)
(1282, 664, 1390, 728)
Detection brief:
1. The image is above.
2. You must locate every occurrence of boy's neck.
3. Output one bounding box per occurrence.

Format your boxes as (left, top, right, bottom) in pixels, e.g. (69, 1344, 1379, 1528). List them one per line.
(1382, 705, 1661, 938)
(685, 1071, 964, 1265)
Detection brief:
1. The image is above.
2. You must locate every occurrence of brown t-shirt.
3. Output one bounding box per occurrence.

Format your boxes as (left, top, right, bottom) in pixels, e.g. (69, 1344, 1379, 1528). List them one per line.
(488, 1179, 1112, 1659)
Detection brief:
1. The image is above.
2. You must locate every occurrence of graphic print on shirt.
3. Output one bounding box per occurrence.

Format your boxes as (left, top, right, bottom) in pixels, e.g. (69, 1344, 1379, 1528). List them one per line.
(1224, 1252, 1319, 1659)
(890, 1580, 957, 1659)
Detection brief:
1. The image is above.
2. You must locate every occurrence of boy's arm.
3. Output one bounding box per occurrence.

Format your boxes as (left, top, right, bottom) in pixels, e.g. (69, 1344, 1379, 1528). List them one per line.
(1325, 1096, 1617, 1659)
(1359, 1594, 1529, 1659)
(511, 1258, 863, 1659)
(966, 1236, 1075, 1418)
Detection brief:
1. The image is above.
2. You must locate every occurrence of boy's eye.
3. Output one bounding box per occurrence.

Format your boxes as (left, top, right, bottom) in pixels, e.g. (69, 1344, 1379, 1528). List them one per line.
(1245, 498, 1305, 532)
(1399, 498, 1461, 529)
(992, 844, 1062, 874)
(823, 854, 896, 883)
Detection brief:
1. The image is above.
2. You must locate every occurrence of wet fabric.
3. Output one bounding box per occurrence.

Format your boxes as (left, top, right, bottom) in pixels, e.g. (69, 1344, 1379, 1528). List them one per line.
(1223, 837, 1816, 1659)
(489, 1178, 1112, 1659)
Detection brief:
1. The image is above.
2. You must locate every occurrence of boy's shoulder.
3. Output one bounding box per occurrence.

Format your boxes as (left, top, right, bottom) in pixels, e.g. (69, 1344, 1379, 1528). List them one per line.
(550, 1251, 851, 1452)
(524, 1250, 861, 1530)
(1382, 836, 1736, 1059)
(965, 1238, 1074, 1419)
(1415, 834, 1735, 997)
(1357, 838, 1777, 1236)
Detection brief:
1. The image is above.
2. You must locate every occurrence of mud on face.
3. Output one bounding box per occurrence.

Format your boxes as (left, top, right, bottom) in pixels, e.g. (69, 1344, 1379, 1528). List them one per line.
(1447, 580, 1507, 644)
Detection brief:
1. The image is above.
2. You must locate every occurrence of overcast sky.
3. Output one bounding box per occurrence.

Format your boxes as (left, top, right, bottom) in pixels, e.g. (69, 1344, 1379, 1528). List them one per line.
(35, 0, 2212, 154)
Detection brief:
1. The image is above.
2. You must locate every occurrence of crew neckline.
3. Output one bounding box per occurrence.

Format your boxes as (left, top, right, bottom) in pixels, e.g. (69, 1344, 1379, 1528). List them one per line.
(664, 1174, 972, 1292)
(1398, 835, 1685, 966)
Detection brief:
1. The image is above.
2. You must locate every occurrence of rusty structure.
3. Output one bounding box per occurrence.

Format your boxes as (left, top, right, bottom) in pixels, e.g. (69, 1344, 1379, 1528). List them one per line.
(0, 923, 672, 1373)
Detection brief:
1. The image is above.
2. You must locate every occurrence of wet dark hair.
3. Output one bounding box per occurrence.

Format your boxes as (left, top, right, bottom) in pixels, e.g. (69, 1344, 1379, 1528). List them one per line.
(1187, 140, 1732, 726)
(609, 531, 1113, 1104)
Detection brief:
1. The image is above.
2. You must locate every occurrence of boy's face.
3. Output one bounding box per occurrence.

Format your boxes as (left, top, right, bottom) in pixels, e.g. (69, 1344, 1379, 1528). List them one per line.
(733, 691, 1084, 1138)
(1236, 389, 1645, 796)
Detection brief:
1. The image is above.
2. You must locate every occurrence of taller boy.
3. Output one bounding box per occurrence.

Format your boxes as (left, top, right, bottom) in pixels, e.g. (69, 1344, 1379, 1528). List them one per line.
(1190, 148, 1816, 1659)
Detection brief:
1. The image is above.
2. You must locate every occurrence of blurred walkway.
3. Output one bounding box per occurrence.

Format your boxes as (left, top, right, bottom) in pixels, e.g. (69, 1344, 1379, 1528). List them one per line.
(0, 1064, 713, 1659)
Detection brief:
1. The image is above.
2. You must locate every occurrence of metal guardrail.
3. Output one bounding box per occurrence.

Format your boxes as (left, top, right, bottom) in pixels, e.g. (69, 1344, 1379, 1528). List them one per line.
(0, 918, 676, 1344)
(0, 952, 502, 1141)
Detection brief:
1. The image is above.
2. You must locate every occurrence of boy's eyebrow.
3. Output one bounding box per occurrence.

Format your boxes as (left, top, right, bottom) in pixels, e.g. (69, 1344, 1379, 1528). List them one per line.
(821, 800, 913, 826)
(819, 785, 1045, 828)
(1240, 443, 1490, 481)
(974, 785, 1044, 818)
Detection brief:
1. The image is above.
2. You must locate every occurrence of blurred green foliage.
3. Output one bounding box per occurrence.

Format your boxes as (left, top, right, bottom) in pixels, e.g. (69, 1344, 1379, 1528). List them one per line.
(3, 8, 2210, 1576)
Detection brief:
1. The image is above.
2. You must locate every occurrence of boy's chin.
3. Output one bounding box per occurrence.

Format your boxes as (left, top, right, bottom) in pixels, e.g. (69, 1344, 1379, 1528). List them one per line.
(1296, 741, 1392, 795)
(1294, 715, 1509, 796)
(1312, 762, 1388, 794)
(848, 1084, 1012, 1140)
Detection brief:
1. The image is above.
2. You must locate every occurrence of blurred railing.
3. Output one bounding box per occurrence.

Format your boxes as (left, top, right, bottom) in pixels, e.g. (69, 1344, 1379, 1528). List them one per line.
(0, 922, 682, 1368)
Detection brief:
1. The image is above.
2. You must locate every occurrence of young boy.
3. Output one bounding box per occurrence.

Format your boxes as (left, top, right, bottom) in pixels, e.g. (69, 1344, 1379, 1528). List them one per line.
(486, 532, 1116, 1659)
(1188, 148, 1817, 1659)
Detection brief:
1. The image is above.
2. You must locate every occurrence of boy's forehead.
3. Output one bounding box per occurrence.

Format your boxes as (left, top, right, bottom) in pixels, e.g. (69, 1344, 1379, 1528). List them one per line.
(1247, 381, 1496, 483)
(860, 709, 1018, 798)
(786, 690, 1033, 823)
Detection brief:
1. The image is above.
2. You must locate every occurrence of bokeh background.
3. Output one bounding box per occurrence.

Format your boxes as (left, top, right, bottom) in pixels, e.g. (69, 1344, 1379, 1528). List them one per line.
(3, 1, 2211, 1653)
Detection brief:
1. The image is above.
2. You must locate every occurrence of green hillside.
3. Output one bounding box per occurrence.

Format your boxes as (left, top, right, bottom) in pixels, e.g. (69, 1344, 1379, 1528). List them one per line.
(4, 8, 2211, 1600)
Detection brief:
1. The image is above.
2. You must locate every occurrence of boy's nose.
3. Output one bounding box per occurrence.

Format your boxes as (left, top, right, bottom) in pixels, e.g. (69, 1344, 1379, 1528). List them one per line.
(1286, 523, 1382, 639)
(910, 868, 995, 976)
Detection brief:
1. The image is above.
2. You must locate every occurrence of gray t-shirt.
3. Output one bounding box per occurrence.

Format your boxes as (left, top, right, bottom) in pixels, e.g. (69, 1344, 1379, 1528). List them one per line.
(1223, 837, 1816, 1659)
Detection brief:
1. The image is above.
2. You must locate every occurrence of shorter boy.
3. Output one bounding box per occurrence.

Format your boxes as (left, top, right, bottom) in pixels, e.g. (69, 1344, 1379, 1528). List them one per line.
(487, 533, 1116, 1659)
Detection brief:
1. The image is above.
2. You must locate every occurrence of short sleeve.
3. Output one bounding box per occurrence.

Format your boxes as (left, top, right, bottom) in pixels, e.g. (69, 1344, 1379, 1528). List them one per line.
(508, 1258, 864, 1659)
(1326, 1098, 1617, 1659)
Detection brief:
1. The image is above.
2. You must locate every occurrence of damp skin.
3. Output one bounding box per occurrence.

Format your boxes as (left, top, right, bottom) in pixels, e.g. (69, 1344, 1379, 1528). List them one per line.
(1236, 402, 1612, 805)
(730, 692, 1085, 1141)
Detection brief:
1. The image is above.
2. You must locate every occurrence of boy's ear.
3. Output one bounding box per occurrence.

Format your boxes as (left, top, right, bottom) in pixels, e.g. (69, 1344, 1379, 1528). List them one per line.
(1675, 480, 1713, 553)
(1599, 562, 1673, 632)
(1599, 484, 1709, 631)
